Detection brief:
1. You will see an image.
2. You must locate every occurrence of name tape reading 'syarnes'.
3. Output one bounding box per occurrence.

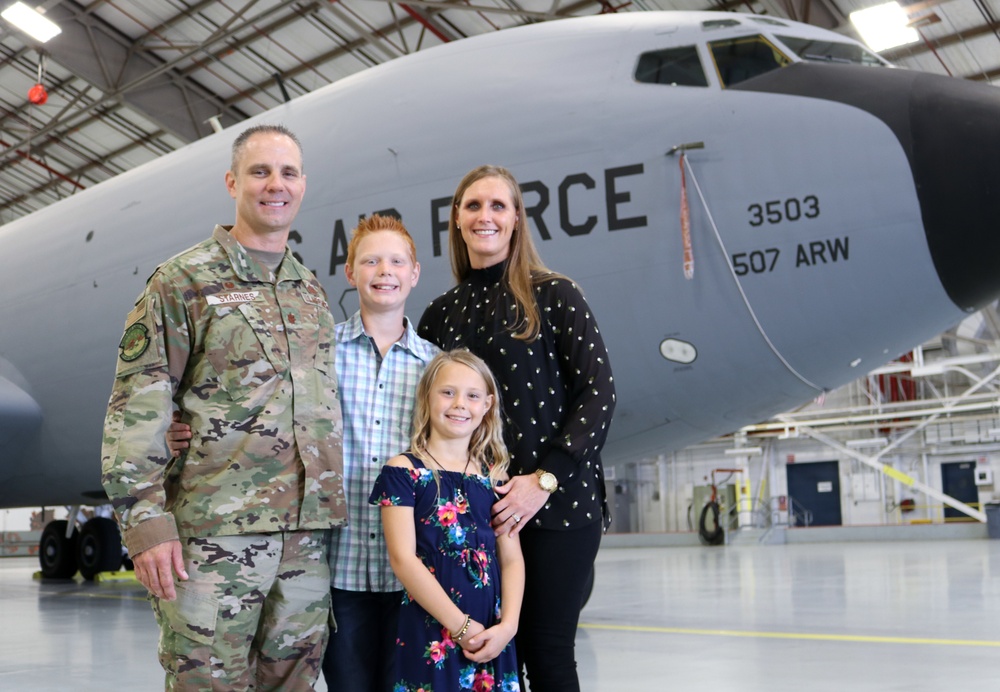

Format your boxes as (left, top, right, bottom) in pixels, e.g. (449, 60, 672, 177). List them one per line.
(206, 291, 260, 305)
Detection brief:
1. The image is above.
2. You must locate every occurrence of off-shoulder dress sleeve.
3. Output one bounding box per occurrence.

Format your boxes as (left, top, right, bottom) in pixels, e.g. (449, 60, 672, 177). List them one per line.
(368, 465, 418, 508)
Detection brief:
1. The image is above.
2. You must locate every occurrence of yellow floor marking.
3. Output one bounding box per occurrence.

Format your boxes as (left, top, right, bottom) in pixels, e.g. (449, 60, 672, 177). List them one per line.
(579, 622, 1000, 647)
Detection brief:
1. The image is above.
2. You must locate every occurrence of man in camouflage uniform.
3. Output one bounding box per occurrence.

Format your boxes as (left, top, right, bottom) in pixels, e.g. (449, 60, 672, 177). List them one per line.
(101, 124, 346, 691)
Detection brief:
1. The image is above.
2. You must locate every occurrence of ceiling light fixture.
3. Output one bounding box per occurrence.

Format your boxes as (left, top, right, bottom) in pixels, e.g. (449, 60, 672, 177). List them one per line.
(850, 2, 919, 52)
(846, 437, 888, 448)
(2, 2, 62, 43)
(724, 447, 763, 456)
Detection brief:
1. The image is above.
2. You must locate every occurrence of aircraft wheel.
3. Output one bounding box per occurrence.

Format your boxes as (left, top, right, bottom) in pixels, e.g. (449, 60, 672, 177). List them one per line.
(78, 517, 123, 580)
(39, 520, 79, 579)
(698, 501, 725, 546)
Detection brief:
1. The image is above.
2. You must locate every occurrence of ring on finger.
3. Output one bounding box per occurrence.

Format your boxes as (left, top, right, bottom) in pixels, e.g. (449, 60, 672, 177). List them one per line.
(513, 514, 521, 524)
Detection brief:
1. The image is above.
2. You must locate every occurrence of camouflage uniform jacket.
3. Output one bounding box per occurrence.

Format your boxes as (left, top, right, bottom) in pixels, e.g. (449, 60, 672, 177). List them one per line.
(101, 225, 346, 556)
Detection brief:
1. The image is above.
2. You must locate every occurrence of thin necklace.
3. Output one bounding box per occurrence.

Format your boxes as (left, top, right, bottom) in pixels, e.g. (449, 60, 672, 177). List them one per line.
(423, 449, 472, 475)
(424, 449, 472, 506)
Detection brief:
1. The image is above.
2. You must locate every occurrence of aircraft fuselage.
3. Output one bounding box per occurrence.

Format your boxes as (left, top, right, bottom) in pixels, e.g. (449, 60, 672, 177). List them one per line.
(2, 12, 1000, 508)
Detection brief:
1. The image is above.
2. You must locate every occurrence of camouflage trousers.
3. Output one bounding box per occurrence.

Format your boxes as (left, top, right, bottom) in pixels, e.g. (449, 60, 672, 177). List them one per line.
(151, 530, 331, 691)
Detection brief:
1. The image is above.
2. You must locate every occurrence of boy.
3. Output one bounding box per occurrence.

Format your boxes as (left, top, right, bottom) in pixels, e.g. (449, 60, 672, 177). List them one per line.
(324, 214, 438, 691)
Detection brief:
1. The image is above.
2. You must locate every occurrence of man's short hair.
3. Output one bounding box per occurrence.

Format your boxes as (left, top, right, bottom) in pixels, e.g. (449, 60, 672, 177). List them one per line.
(231, 124, 303, 172)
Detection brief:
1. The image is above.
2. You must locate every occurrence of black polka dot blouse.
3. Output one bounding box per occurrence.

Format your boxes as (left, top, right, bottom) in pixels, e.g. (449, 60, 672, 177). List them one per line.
(418, 261, 616, 531)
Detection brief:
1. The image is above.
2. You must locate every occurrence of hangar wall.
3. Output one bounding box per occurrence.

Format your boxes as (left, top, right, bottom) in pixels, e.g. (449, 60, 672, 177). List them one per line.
(609, 360, 1000, 535)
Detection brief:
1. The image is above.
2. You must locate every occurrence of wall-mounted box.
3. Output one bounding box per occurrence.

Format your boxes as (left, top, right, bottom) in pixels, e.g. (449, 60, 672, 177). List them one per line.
(975, 467, 994, 486)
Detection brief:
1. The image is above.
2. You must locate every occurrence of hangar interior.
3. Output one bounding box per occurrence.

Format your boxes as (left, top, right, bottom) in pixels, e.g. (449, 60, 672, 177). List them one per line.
(4, 0, 1000, 541)
(3, 4, 1000, 692)
(613, 302, 1000, 535)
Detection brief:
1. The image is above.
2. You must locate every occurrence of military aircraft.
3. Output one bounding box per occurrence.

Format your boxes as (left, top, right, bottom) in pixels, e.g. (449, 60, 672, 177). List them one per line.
(2, 11, 1000, 577)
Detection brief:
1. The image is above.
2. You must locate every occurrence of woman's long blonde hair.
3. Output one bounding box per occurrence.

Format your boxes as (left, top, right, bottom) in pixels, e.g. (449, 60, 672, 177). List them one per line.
(410, 349, 509, 485)
(448, 165, 564, 342)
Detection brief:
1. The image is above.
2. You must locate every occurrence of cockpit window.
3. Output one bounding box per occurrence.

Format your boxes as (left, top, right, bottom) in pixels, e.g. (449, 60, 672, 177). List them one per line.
(709, 35, 791, 87)
(702, 19, 741, 30)
(776, 35, 886, 66)
(749, 17, 790, 27)
(635, 46, 708, 87)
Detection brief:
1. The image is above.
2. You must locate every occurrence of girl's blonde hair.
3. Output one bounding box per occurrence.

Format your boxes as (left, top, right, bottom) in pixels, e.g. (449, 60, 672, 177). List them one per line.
(410, 349, 509, 485)
(448, 165, 565, 341)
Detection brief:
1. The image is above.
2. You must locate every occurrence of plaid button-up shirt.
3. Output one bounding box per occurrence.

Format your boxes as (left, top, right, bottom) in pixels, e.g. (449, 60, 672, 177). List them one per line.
(328, 310, 438, 591)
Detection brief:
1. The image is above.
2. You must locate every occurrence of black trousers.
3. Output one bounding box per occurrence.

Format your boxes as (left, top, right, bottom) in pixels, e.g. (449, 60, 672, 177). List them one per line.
(321, 588, 401, 692)
(517, 521, 602, 692)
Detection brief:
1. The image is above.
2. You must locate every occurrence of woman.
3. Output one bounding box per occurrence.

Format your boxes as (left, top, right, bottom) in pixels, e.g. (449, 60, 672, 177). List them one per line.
(417, 165, 616, 692)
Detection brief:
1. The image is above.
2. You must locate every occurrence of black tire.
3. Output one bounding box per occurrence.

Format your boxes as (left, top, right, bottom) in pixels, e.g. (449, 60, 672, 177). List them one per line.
(39, 520, 79, 579)
(698, 501, 725, 546)
(78, 517, 124, 580)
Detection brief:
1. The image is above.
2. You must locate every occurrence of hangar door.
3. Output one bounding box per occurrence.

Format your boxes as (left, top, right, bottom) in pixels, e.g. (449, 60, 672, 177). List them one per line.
(941, 461, 978, 521)
(787, 460, 842, 527)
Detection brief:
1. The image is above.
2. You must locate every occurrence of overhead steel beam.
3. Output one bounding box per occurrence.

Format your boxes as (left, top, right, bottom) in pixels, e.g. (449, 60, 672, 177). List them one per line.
(393, 0, 558, 21)
(0, 1, 310, 168)
(366, 0, 597, 21)
(883, 20, 1000, 63)
(223, 0, 601, 105)
(1, 0, 607, 212)
(398, 3, 464, 42)
(40, 0, 253, 143)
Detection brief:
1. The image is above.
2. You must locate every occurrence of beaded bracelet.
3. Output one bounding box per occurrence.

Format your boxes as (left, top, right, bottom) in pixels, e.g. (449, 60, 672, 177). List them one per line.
(452, 614, 471, 642)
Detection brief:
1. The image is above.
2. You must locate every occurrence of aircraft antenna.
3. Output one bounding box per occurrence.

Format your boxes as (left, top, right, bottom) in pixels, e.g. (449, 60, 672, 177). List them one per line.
(672, 148, 824, 394)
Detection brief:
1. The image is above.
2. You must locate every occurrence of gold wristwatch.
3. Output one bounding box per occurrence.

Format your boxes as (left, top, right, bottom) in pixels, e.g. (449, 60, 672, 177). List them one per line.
(535, 469, 558, 493)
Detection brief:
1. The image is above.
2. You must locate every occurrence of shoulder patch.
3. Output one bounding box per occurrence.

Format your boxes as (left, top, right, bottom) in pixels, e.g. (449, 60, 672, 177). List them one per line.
(119, 323, 150, 362)
(114, 293, 164, 377)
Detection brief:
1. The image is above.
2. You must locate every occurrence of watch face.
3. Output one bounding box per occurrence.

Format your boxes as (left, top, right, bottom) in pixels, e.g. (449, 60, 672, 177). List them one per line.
(539, 472, 557, 492)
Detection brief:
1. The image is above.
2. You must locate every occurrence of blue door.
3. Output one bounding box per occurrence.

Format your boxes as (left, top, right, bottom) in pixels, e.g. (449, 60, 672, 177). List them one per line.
(941, 461, 979, 520)
(786, 460, 842, 527)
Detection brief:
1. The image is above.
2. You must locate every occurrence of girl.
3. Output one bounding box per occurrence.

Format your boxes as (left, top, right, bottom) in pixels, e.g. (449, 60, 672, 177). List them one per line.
(369, 349, 523, 692)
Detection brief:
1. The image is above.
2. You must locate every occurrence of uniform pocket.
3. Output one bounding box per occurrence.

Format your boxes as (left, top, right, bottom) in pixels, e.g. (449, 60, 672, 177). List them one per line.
(158, 583, 219, 646)
(203, 303, 280, 404)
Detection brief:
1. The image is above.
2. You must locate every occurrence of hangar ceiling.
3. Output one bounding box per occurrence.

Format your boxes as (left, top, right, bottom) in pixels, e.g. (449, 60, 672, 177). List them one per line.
(1, 0, 998, 224)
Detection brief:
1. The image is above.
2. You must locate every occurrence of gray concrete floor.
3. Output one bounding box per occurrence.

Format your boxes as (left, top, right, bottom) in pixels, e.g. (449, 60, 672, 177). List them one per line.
(1, 539, 998, 690)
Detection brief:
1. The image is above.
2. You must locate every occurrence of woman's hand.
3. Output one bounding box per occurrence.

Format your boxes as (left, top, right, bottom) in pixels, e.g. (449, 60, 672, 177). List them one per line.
(490, 473, 550, 537)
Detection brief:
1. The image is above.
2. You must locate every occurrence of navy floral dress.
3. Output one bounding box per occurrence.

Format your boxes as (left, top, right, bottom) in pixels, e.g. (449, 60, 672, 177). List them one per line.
(369, 453, 520, 692)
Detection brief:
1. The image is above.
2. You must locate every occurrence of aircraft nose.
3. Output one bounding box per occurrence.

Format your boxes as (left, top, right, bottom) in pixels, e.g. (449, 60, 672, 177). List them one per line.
(907, 72, 1000, 312)
(733, 63, 1000, 313)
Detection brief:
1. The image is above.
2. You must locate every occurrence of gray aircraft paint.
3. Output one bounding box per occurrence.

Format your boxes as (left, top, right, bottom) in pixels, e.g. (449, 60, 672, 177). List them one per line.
(0, 12, 997, 508)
